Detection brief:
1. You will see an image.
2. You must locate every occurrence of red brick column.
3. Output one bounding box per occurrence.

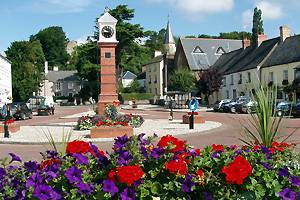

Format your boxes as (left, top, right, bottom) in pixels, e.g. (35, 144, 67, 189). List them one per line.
(98, 42, 119, 114)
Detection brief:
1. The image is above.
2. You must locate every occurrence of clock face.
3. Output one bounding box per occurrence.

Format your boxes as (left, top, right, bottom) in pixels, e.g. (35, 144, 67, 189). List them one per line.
(101, 26, 114, 38)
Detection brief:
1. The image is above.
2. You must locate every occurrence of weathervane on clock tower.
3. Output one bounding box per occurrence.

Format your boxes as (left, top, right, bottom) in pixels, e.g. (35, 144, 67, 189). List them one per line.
(97, 8, 119, 114)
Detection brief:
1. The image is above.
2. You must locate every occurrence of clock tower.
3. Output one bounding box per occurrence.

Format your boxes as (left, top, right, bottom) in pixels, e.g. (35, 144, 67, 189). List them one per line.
(97, 8, 119, 114)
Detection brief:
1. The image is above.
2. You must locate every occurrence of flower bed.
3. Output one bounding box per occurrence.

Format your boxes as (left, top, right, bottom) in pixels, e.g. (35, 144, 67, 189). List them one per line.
(0, 134, 299, 199)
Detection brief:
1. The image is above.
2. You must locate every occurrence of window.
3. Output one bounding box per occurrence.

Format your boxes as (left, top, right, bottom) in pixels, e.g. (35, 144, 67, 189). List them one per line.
(193, 46, 204, 54)
(269, 72, 274, 82)
(56, 82, 61, 91)
(68, 82, 73, 89)
(226, 90, 229, 99)
(154, 75, 157, 83)
(216, 47, 225, 55)
(155, 88, 158, 95)
(230, 75, 234, 85)
(68, 93, 73, 97)
(283, 70, 288, 80)
(105, 52, 111, 58)
(55, 92, 61, 96)
(223, 77, 226, 86)
(148, 75, 151, 84)
(247, 72, 251, 83)
(295, 68, 300, 79)
(233, 89, 237, 98)
(238, 74, 242, 84)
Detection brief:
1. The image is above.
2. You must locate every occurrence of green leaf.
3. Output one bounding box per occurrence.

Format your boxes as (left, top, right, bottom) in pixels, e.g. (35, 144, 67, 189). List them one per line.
(151, 182, 162, 195)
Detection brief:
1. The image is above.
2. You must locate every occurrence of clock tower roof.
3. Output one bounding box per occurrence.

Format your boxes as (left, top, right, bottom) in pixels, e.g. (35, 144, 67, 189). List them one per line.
(98, 10, 118, 23)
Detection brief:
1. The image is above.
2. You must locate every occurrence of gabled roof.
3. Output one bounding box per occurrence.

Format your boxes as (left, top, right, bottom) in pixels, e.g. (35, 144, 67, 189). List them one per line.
(263, 35, 300, 67)
(225, 37, 280, 74)
(98, 11, 118, 23)
(122, 71, 137, 80)
(179, 38, 242, 70)
(0, 53, 11, 64)
(46, 71, 79, 82)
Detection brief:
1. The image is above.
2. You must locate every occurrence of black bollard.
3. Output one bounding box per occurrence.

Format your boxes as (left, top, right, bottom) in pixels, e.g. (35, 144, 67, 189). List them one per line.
(4, 124, 9, 138)
(189, 111, 194, 129)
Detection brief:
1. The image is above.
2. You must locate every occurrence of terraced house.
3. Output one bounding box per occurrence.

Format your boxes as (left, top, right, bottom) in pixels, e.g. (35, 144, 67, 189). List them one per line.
(212, 26, 300, 103)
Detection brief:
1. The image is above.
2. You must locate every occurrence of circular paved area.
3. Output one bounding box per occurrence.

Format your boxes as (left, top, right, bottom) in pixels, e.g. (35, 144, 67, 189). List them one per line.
(0, 105, 299, 161)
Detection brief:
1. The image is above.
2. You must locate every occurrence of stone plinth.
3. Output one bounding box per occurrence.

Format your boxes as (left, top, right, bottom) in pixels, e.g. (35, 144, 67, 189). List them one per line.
(182, 115, 205, 124)
(0, 123, 20, 134)
(90, 126, 133, 138)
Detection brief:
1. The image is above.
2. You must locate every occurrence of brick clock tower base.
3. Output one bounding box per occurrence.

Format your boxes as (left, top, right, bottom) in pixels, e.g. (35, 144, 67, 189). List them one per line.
(98, 42, 119, 115)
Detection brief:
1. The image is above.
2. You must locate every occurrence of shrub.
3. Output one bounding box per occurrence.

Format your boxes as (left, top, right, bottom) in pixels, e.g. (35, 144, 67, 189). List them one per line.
(0, 134, 299, 199)
(120, 93, 154, 101)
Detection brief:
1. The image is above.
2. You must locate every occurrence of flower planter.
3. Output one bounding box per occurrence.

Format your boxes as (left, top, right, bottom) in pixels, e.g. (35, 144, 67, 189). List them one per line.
(0, 123, 20, 134)
(182, 114, 205, 124)
(90, 126, 133, 138)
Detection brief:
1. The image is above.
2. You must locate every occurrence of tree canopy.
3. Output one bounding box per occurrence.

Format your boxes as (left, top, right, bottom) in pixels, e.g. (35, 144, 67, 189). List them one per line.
(168, 69, 195, 93)
(6, 40, 45, 101)
(186, 32, 252, 40)
(251, 7, 264, 46)
(30, 26, 69, 68)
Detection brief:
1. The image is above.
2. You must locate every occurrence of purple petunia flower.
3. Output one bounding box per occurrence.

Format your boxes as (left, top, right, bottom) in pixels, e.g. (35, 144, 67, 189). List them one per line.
(278, 167, 289, 177)
(279, 188, 297, 200)
(117, 150, 133, 165)
(45, 171, 58, 182)
(32, 184, 62, 200)
(120, 187, 136, 200)
(211, 152, 220, 158)
(138, 133, 149, 145)
(140, 146, 148, 159)
(72, 153, 89, 165)
(235, 150, 242, 155)
(0, 167, 6, 179)
(151, 147, 164, 159)
(26, 173, 44, 189)
(64, 166, 83, 184)
(76, 182, 93, 195)
(262, 162, 271, 170)
(24, 161, 38, 173)
(290, 176, 300, 187)
(182, 174, 195, 193)
(9, 153, 22, 163)
(244, 149, 251, 153)
(203, 191, 214, 200)
(114, 135, 129, 149)
(102, 179, 119, 197)
(46, 150, 59, 159)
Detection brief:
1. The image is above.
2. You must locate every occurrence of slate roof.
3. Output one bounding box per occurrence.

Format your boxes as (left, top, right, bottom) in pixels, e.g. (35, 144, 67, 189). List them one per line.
(225, 37, 280, 74)
(0, 53, 11, 64)
(179, 38, 242, 70)
(123, 71, 137, 80)
(46, 71, 79, 82)
(263, 35, 300, 67)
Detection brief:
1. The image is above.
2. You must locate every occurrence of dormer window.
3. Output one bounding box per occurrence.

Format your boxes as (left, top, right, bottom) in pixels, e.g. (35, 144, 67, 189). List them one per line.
(216, 47, 225, 55)
(193, 46, 204, 54)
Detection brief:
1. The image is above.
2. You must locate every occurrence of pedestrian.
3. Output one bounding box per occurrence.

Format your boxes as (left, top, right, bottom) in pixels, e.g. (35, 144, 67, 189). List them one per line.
(52, 105, 55, 115)
(169, 97, 175, 121)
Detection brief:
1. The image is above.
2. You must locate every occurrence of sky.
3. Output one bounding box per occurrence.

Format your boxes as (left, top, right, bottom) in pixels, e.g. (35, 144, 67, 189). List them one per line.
(1, 0, 300, 54)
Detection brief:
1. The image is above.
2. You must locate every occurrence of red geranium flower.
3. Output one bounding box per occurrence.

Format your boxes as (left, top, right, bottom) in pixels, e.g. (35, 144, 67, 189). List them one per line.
(66, 140, 91, 154)
(212, 144, 224, 152)
(108, 169, 116, 181)
(40, 158, 61, 169)
(157, 135, 186, 153)
(196, 169, 204, 177)
(222, 155, 252, 185)
(165, 159, 188, 175)
(116, 165, 144, 186)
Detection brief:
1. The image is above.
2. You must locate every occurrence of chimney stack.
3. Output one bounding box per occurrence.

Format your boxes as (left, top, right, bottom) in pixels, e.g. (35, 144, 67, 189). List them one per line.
(280, 26, 290, 42)
(44, 61, 48, 75)
(242, 38, 251, 49)
(257, 34, 268, 47)
(154, 50, 162, 57)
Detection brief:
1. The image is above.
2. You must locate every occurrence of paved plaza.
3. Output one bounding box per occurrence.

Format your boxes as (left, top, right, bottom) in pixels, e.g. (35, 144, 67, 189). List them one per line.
(0, 105, 299, 161)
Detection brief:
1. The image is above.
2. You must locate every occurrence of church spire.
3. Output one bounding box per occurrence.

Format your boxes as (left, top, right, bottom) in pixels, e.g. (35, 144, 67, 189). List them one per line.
(164, 16, 176, 57)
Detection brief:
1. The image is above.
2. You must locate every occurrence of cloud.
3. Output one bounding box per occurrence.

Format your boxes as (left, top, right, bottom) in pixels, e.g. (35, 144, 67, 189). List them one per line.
(242, 9, 252, 29)
(257, 1, 282, 20)
(31, 0, 94, 14)
(146, 0, 235, 17)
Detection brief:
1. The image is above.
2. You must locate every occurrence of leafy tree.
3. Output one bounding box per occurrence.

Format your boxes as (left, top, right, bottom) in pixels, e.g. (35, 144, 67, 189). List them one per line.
(30, 26, 69, 68)
(144, 28, 166, 55)
(251, 7, 264, 46)
(168, 69, 195, 93)
(196, 68, 223, 105)
(219, 31, 252, 40)
(123, 79, 143, 93)
(5, 41, 45, 101)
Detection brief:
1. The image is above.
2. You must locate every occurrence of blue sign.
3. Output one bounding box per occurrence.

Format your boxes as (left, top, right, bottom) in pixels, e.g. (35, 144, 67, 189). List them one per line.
(188, 98, 199, 111)
(2, 104, 7, 118)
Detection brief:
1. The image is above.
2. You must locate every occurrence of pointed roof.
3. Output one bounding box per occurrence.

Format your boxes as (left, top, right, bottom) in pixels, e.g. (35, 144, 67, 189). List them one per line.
(164, 19, 175, 44)
(98, 8, 118, 23)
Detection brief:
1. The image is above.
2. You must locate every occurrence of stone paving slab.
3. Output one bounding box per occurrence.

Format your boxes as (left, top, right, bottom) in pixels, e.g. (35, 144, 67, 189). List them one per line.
(0, 119, 222, 144)
(121, 104, 213, 112)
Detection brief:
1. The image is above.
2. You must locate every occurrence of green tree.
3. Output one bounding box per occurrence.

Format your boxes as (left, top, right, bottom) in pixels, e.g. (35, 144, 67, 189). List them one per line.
(123, 79, 143, 93)
(196, 68, 223, 105)
(251, 7, 264, 46)
(6, 41, 45, 101)
(30, 26, 69, 68)
(219, 31, 252, 40)
(144, 28, 167, 55)
(168, 69, 195, 93)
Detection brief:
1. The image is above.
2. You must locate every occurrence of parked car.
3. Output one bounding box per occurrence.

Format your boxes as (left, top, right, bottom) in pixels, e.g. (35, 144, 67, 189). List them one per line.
(37, 105, 52, 116)
(241, 100, 258, 114)
(291, 103, 300, 117)
(213, 99, 231, 112)
(222, 96, 251, 113)
(276, 102, 292, 117)
(11, 103, 33, 120)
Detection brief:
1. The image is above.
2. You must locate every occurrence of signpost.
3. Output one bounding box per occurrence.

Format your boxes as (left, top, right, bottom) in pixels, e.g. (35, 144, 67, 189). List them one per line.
(2, 104, 9, 138)
(188, 98, 199, 129)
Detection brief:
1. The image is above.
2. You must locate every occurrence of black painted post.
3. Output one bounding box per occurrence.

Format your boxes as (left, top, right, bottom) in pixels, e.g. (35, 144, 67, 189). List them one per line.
(189, 111, 194, 129)
(4, 123, 9, 138)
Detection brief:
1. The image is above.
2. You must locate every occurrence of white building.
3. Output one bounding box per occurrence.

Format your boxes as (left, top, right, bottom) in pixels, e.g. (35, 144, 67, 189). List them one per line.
(0, 54, 12, 106)
(122, 71, 137, 88)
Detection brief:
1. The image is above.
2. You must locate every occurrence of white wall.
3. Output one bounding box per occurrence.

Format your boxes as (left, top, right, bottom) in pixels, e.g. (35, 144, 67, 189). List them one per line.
(145, 60, 164, 98)
(122, 79, 134, 88)
(0, 57, 12, 106)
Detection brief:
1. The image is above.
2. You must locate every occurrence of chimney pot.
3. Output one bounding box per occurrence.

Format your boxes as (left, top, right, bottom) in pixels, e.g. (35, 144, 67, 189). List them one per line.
(280, 26, 290, 42)
(242, 38, 250, 49)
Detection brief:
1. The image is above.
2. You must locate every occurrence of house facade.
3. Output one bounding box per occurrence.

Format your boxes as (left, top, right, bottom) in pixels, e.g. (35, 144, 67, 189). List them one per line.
(212, 26, 300, 103)
(0, 54, 12, 106)
(122, 71, 137, 88)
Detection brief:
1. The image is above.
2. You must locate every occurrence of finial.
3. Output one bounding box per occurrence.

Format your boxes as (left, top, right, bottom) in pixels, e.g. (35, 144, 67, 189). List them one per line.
(104, 6, 110, 13)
